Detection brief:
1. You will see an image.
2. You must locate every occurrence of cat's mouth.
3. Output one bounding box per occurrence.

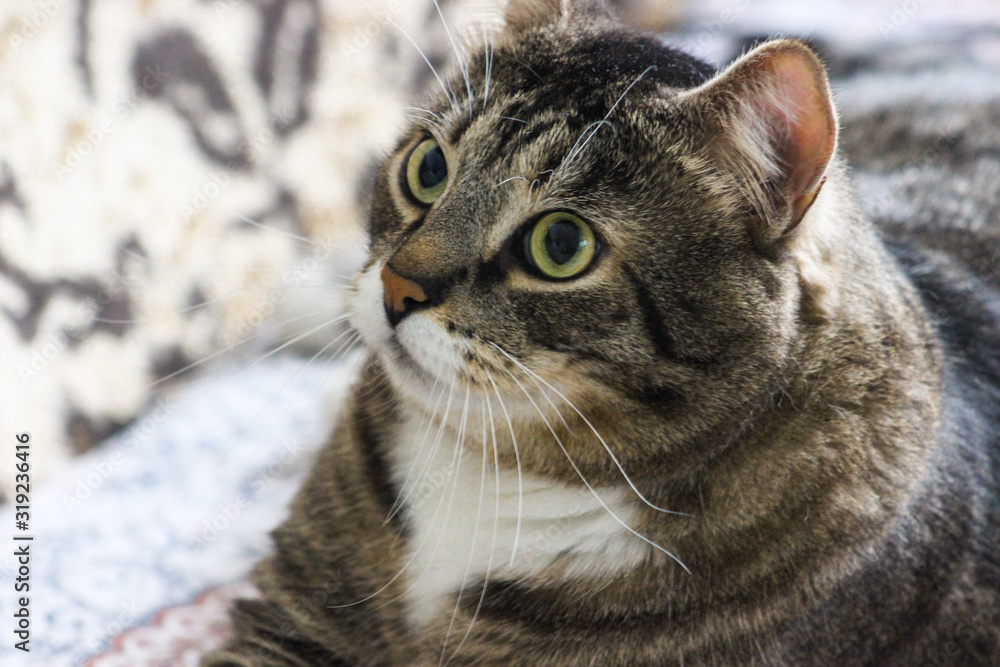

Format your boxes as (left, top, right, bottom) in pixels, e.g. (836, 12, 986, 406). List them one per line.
(387, 334, 433, 380)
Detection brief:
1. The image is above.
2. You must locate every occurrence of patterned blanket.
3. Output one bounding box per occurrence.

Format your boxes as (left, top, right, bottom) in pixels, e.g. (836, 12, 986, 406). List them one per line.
(0, 0, 425, 496)
(0, 354, 358, 666)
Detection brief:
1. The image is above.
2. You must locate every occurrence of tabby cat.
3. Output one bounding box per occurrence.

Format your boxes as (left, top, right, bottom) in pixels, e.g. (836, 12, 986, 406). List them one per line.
(205, 0, 1000, 664)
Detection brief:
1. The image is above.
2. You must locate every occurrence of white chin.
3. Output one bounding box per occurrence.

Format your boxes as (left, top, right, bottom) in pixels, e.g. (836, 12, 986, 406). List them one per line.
(394, 315, 466, 380)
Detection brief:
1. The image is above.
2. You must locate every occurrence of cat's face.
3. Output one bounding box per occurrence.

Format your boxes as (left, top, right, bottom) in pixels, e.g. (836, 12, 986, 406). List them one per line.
(349, 0, 837, 469)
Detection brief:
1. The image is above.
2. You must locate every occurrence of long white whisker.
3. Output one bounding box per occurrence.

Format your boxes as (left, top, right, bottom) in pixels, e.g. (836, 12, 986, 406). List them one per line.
(165, 323, 357, 423)
(486, 370, 522, 566)
(449, 391, 501, 662)
(276, 328, 363, 427)
(214, 327, 358, 468)
(387, 377, 457, 524)
(496, 176, 530, 188)
(580, 65, 656, 154)
(406, 386, 469, 615)
(558, 65, 658, 173)
(526, 376, 571, 431)
(115, 245, 358, 282)
(499, 364, 690, 573)
(385, 373, 449, 523)
(147, 309, 350, 390)
(482, 15, 494, 111)
(91, 282, 350, 326)
(91, 287, 257, 324)
(512, 58, 542, 82)
(566, 120, 616, 162)
(490, 343, 692, 517)
(432, 0, 473, 116)
(404, 106, 443, 120)
(185, 323, 360, 486)
(333, 384, 466, 610)
(404, 113, 443, 129)
(441, 396, 489, 664)
(230, 211, 324, 249)
(385, 17, 458, 111)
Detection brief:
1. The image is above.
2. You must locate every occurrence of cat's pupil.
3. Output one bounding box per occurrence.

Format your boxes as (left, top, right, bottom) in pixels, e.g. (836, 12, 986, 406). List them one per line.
(545, 221, 582, 265)
(418, 146, 447, 189)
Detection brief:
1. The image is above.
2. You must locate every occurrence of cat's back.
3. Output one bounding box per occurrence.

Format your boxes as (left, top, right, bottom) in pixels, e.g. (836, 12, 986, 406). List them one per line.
(833, 50, 1000, 658)
(839, 97, 1000, 666)
(842, 99, 1000, 290)
(839, 80, 1000, 460)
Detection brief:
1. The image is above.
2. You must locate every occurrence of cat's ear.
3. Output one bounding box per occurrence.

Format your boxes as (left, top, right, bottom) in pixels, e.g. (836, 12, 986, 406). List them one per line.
(682, 39, 838, 240)
(504, 0, 611, 33)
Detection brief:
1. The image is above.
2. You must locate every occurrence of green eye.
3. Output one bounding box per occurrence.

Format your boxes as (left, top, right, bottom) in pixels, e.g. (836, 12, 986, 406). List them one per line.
(523, 212, 599, 280)
(405, 138, 448, 204)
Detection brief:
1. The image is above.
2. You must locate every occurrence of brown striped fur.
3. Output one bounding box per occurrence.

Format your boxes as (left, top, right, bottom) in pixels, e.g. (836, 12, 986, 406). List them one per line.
(205, 1, 1000, 665)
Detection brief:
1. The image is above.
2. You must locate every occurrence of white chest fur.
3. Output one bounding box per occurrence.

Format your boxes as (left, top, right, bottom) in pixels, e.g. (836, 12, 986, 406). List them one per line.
(388, 410, 652, 631)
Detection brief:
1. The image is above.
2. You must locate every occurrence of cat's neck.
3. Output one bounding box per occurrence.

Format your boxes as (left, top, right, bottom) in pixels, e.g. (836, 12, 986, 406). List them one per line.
(387, 407, 653, 631)
(636, 166, 945, 587)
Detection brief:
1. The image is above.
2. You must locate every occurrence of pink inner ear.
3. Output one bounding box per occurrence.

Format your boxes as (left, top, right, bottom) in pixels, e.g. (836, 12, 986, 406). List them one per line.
(756, 50, 837, 198)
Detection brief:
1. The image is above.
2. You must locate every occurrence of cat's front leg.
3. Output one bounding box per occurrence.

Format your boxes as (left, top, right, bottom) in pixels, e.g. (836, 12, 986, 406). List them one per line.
(202, 595, 353, 666)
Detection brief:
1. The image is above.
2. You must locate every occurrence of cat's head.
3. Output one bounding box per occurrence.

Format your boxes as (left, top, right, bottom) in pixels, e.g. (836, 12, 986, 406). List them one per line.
(349, 0, 841, 474)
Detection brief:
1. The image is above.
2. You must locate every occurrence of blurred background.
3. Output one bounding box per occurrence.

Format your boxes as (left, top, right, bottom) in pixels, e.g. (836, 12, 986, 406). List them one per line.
(0, 0, 998, 664)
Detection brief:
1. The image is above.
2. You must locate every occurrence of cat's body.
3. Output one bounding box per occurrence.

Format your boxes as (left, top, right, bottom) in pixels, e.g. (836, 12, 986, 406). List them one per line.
(205, 1, 1000, 665)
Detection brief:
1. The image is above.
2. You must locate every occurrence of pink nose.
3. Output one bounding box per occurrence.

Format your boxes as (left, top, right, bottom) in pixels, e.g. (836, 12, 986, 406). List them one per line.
(381, 264, 429, 326)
